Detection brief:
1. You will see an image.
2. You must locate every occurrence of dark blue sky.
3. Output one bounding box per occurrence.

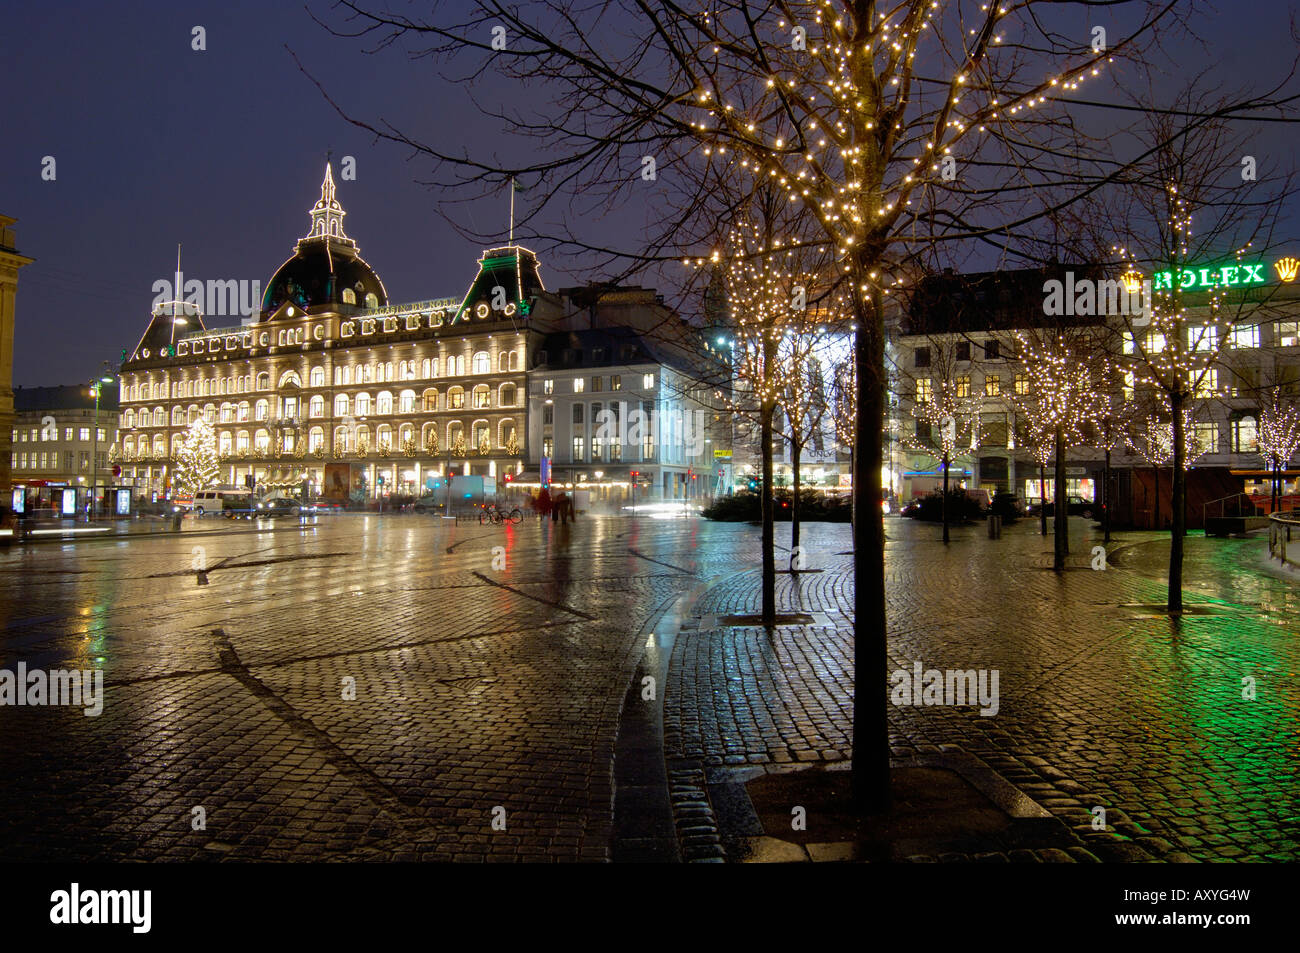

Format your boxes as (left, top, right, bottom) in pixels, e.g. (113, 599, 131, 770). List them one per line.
(4, 0, 1298, 387)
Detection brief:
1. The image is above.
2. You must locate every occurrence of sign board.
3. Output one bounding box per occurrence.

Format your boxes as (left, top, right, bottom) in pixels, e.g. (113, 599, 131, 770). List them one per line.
(1151, 262, 1266, 293)
(713, 448, 732, 460)
(61, 488, 77, 516)
(11, 488, 24, 514)
(540, 457, 551, 486)
(116, 489, 132, 516)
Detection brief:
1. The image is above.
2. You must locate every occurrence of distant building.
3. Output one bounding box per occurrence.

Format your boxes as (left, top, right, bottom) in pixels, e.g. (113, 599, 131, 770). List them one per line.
(0, 215, 34, 495)
(11, 383, 119, 512)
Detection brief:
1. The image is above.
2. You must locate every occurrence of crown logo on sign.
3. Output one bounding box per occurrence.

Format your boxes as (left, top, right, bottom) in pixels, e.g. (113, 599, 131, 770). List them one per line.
(1275, 257, 1299, 282)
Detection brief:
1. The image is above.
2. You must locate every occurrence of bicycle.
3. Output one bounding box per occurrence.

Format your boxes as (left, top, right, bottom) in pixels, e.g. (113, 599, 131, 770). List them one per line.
(478, 504, 523, 525)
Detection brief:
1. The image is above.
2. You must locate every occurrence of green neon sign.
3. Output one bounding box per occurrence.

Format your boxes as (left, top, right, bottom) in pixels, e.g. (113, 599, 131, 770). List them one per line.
(1151, 262, 1267, 292)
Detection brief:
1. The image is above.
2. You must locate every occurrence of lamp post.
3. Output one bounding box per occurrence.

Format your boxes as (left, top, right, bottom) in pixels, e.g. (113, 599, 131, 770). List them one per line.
(87, 370, 114, 521)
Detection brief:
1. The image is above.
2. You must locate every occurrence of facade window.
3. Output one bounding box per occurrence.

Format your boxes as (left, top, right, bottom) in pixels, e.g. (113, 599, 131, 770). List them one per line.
(376, 391, 393, 414)
(573, 404, 584, 425)
(1276, 320, 1300, 347)
(335, 394, 350, 416)
(984, 375, 1000, 397)
(543, 437, 553, 458)
(955, 376, 971, 399)
(642, 374, 655, 389)
(915, 379, 932, 404)
(63, 427, 72, 440)
(543, 379, 554, 395)
(447, 388, 465, 410)
(1230, 323, 1260, 349)
(1192, 368, 1218, 398)
(543, 405, 554, 425)
(500, 383, 517, 406)
(399, 390, 416, 413)
(364, 292, 379, 309)
(422, 389, 438, 412)
(253, 399, 268, 422)
(1233, 416, 1259, 453)
(310, 366, 325, 387)
(1193, 422, 1218, 455)
(955, 342, 971, 361)
(309, 396, 325, 418)
(1190, 326, 1219, 352)
(611, 375, 621, 391)
(453, 355, 465, 376)
(914, 347, 930, 368)
(984, 340, 1001, 360)
(572, 436, 585, 461)
(472, 385, 491, 409)
(342, 288, 356, 305)
(1013, 373, 1030, 396)
(574, 378, 585, 393)
(356, 393, 373, 415)
(592, 377, 602, 392)
(79, 427, 90, 441)
(473, 351, 491, 374)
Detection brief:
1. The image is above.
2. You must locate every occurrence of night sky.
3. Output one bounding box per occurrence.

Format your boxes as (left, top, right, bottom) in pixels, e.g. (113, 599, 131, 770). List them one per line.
(4, 0, 1298, 387)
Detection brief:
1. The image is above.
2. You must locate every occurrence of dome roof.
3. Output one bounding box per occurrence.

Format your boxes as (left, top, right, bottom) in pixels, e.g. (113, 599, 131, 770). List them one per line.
(259, 162, 388, 318)
(261, 244, 387, 314)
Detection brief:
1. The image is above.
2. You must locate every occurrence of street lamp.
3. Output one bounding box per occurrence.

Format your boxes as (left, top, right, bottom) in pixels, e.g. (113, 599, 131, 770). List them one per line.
(88, 368, 115, 521)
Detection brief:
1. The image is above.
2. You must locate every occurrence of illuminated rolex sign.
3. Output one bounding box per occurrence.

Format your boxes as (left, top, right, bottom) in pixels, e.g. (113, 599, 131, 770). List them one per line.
(1151, 262, 1267, 292)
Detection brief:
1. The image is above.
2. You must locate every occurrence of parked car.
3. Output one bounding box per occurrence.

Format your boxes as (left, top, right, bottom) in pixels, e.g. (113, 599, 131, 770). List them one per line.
(1026, 495, 1102, 519)
(988, 492, 1025, 521)
(193, 489, 253, 516)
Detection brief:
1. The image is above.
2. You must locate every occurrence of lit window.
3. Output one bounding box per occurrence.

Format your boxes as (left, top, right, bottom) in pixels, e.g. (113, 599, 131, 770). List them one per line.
(915, 379, 932, 404)
(1145, 332, 1166, 353)
(1194, 422, 1218, 456)
(79, 428, 90, 441)
(1230, 323, 1259, 348)
(543, 379, 554, 395)
(1192, 368, 1218, 398)
(1233, 416, 1258, 453)
(611, 375, 622, 391)
(984, 375, 1000, 397)
(572, 436, 585, 461)
(1276, 320, 1300, 347)
(955, 376, 970, 399)
(1189, 326, 1219, 352)
(574, 378, 585, 393)
(643, 374, 655, 389)
(1013, 373, 1030, 396)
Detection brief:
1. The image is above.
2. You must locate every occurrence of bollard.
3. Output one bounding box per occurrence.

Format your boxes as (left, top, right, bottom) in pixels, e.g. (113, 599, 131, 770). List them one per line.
(172, 512, 183, 532)
(987, 514, 1002, 539)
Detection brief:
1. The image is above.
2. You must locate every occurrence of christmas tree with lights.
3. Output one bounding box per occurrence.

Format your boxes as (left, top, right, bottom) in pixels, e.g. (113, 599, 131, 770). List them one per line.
(174, 418, 220, 497)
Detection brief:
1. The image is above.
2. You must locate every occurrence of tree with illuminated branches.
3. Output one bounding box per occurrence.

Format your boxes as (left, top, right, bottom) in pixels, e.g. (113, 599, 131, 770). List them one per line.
(174, 418, 220, 498)
(1257, 388, 1300, 512)
(318, 0, 1298, 808)
(1012, 330, 1109, 570)
(904, 339, 980, 544)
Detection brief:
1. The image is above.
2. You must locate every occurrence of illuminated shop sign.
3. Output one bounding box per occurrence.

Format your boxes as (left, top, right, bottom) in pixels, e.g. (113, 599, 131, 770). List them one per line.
(1151, 263, 1266, 292)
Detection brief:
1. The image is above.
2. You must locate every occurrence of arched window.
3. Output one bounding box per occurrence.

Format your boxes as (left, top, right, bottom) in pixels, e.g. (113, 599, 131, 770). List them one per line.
(219, 431, 232, 454)
(334, 394, 350, 417)
(473, 351, 491, 374)
(364, 292, 379, 309)
(255, 399, 269, 421)
(399, 389, 416, 413)
(398, 424, 414, 450)
(310, 366, 325, 387)
(499, 383, 517, 407)
(254, 429, 270, 452)
(278, 369, 301, 389)
(220, 403, 233, 423)
(187, 405, 199, 424)
(171, 434, 184, 457)
(376, 424, 393, 451)
(454, 355, 465, 376)
(354, 425, 370, 449)
(473, 419, 491, 451)
(499, 352, 509, 373)
(421, 358, 432, 379)
(123, 409, 135, 428)
(155, 408, 167, 426)
(237, 401, 250, 422)
(153, 435, 166, 457)
(204, 404, 216, 423)
(172, 407, 185, 426)
(236, 431, 249, 452)
(498, 419, 517, 450)
(422, 389, 438, 412)
(333, 426, 349, 452)
(341, 287, 356, 305)
(309, 395, 324, 418)
(376, 391, 393, 415)
(447, 386, 465, 410)
(472, 385, 491, 409)
(309, 427, 325, 452)
(447, 421, 464, 448)
(256, 372, 270, 390)
(355, 392, 372, 416)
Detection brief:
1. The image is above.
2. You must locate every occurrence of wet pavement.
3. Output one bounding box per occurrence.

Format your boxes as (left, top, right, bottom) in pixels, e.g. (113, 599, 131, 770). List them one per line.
(0, 512, 1296, 861)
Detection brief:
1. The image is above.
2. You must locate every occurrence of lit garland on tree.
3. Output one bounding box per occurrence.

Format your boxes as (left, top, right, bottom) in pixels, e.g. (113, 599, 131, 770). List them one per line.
(477, 431, 491, 456)
(173, 418, 220, 497)
(1256, 388, 1300, 508)
(452, 431, 467, 457)
(505, 429, 520, 456)
(424, 429, 440, 455)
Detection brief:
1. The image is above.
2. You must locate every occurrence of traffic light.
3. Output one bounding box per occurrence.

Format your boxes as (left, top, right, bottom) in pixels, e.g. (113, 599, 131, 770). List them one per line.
(504, 473, 513, 483)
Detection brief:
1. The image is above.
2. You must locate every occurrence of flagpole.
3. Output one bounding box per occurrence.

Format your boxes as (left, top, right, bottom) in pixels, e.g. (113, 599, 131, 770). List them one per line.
(509, 176, 515, 245)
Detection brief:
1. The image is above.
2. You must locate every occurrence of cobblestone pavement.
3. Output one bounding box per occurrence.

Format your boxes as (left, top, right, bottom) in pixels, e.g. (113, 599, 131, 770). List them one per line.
(665, 518, 1300, 863)
(0, 514, 745, 862)
(2, 513, 1297, 862)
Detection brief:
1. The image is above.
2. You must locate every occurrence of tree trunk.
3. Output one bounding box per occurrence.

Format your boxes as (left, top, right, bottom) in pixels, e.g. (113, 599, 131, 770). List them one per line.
(1039, 463, 1048, 536)
(1153, 466, 1160, 530)
(1103, 448, 1112, 544)
(850, 285, 888, 813)
(790, 438, 802, 569)
(942, 452, 950, 544)
(760, 334, 776, 626)
(849, 442, 856, 550)
(1053, 426, 1067, 571)
(1169, 397, 1186, 612)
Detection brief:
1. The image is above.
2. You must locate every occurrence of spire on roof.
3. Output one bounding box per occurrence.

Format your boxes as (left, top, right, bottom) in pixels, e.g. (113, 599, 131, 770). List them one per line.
(302, 162, 350, 243)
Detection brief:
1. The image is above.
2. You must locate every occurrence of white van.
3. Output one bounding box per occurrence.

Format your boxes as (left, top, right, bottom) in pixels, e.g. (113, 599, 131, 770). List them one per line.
(192, 489, 253, 516)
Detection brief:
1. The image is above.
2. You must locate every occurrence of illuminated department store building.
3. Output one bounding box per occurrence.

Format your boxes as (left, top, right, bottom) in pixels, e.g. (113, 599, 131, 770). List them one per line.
(116, 163, 722, 501)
